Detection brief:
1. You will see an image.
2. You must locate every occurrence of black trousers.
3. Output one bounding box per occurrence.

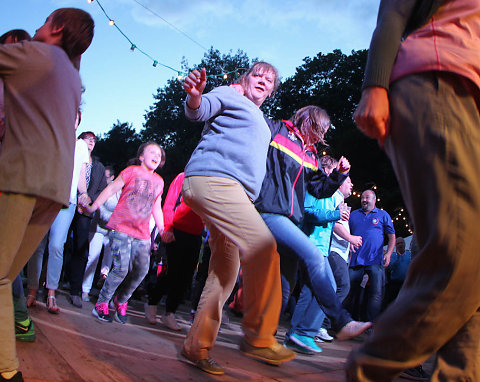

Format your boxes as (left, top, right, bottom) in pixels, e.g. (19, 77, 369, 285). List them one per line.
(148, 229, 202, 313)
(69, 211, 92, 296)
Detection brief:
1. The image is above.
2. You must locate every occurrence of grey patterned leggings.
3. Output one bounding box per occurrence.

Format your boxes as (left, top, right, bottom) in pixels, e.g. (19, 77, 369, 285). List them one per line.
(97, 231, 150, 305)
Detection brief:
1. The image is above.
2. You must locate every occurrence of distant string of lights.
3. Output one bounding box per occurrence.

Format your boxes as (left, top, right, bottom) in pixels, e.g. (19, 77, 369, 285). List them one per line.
(86, 0, 245, 81)
(392, 208, 413, 234)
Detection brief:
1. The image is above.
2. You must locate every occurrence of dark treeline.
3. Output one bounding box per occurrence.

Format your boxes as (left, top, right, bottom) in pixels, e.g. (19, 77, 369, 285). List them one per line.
(94, 47, 410, 237)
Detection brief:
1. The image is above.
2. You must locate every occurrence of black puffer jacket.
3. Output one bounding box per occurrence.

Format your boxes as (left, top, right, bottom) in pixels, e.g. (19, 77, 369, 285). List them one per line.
(255, 119, 347, 225)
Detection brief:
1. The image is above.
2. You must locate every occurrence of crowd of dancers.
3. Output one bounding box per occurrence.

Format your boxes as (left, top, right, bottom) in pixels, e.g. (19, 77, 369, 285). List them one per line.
(1, 2, 480, 382)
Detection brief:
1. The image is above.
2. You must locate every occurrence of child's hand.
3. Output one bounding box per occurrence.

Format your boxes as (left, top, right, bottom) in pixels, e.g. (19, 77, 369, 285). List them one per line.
(183, 68, 207, 98)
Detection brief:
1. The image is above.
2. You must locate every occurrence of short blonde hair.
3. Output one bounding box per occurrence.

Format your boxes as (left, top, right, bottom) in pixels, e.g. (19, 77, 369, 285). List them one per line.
(239, 61, 281, 94)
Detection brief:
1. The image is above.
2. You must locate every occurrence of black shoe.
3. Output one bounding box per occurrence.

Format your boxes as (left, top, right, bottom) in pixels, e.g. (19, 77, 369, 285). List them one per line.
(400, 366, 430, 381)
(69, 294, 83, 308)
(0, 371, 24, 382)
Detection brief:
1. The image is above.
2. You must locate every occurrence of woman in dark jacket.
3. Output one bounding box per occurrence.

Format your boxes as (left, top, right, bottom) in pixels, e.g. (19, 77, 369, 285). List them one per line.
(68, 131, 107, 307)
(255, 106, 371, 345)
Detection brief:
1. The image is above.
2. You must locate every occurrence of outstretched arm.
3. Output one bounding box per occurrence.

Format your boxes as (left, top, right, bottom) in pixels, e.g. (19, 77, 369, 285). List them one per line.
(183, 68, 207, 110)
(85, 175, 124, 214)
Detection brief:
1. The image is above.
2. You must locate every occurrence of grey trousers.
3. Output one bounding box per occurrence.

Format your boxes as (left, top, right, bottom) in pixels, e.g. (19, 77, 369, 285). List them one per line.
(97, 231, 150, 305)
(347, 72, 480, 381)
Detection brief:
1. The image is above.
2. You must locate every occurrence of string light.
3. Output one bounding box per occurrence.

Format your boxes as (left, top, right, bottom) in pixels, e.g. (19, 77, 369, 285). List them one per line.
(391, 207, 413, 234)
(88, 0, 246, 80)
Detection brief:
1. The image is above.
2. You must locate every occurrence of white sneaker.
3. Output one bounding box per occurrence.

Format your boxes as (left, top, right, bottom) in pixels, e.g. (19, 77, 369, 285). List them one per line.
(316, 328, 334, 342)
(144, 302, 157, 325)
(81, 292, 90, 302)
(161, 312, 181, 331)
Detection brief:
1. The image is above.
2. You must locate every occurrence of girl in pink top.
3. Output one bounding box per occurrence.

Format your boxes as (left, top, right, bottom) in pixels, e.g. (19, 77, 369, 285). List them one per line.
(84, 142, 165, 323)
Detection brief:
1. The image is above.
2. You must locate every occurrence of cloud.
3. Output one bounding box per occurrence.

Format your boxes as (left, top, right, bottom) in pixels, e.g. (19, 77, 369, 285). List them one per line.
(123, 0, 379, 31)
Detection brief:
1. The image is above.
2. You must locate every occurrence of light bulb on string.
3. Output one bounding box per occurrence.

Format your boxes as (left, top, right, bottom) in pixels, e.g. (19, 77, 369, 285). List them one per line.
(177, 73, 183, 81)
(130, 44, 136, 51)
(152, 60, 158, 67)
(223, 73, 228, 80)
(87, 0, 94, 3)
(108, 19, 115, 26)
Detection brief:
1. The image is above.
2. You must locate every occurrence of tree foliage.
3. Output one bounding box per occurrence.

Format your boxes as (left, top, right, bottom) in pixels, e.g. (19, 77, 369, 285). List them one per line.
(95, 120, 142, 176)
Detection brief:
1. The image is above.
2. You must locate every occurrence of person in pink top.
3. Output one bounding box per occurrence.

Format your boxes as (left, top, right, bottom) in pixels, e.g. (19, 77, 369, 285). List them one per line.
(84, 142, 165, 324)
(349, 1, 480, 381)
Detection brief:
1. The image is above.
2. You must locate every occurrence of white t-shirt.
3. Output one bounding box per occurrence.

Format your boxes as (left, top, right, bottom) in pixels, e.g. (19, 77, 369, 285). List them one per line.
(330, 216, 350, 264)
(69, 139, 89, 204)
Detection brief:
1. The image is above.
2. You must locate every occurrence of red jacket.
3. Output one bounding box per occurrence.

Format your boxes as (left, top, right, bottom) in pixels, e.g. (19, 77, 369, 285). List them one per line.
(162, 172, 204, 235)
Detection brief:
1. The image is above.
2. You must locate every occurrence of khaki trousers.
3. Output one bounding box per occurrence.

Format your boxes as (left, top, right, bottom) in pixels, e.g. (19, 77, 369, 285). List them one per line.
(182, 176, 282, 360)
(0, 193, 60, 372)
(347, 73, 480, 381)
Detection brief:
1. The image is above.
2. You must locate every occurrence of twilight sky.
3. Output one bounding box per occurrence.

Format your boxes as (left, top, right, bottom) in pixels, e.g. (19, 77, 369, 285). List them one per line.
(2, 0, 380, 136)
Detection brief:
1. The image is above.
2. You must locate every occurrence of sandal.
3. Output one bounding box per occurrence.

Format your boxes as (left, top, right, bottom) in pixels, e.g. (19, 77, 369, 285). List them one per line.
(26, 294, 36, 308)
(47, 296, 60, 314)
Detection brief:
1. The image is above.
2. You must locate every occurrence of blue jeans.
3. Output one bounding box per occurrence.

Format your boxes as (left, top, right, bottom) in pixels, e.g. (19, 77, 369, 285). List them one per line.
(12, 274, 28, 323)
(27, 203, 76, 291)
(288, 260, 337, 337)
(261, 213, 351, 332)
(348, 264, 385, 322)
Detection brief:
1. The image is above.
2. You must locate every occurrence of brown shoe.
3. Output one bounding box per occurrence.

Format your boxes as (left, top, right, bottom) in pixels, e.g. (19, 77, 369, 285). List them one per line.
(239, 339, 296, 365)
(180, 348, 225, 376)
(336, 321, 372, 341)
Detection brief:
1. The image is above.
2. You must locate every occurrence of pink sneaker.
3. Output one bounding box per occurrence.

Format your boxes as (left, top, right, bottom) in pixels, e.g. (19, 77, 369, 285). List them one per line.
(114, 297, 128, 324)
(92, 302, 112, 322)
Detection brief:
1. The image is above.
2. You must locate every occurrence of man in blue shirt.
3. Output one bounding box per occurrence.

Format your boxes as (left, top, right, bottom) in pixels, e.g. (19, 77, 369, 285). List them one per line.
(347, 189, 395, 322)
(384, 237, 411, 307)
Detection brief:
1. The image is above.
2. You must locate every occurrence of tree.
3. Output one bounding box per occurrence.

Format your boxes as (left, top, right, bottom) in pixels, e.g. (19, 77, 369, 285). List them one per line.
(95, 120, 142, 176)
